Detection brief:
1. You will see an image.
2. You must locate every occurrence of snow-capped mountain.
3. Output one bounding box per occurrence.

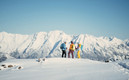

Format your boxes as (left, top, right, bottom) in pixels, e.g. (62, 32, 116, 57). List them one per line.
(0, 30, 129, 61)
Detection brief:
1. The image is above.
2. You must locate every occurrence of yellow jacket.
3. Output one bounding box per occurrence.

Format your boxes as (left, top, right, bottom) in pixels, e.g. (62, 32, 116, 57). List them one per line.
(69, 44, 75, 51)
(79, 44, 81, 48)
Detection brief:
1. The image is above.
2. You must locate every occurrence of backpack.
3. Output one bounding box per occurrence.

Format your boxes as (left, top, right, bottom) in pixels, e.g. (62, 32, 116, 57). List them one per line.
(60, 44, 63, 49)
(81, 45, 83, 50)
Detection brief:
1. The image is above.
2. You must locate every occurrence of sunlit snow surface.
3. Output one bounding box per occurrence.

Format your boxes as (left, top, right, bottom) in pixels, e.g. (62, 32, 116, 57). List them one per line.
(0, 58, 129, 80)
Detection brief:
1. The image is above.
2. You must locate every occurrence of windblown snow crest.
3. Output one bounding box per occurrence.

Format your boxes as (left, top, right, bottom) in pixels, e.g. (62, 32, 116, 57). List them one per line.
(0, 30, 129, 61)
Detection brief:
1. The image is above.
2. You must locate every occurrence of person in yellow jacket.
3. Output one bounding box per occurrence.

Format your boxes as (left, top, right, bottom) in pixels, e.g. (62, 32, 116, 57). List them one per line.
(76, 43, 81, 58)
(68, 41, 75, 58)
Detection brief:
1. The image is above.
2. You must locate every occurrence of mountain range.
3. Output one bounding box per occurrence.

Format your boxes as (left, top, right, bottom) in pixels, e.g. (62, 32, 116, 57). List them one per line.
(0, 30, 129, 61)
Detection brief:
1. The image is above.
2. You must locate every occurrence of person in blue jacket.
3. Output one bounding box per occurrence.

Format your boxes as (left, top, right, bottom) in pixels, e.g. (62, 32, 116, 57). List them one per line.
(60, 42, 67, 58)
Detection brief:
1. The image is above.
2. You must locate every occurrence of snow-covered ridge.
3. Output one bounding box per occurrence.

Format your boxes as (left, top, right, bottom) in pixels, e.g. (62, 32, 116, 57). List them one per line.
(0, 58, 129, 80)
(0, 30, 129, 61)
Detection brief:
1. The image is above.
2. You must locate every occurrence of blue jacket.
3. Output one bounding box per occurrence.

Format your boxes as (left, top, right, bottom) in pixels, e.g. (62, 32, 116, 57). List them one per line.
(60, 43, 67, 50)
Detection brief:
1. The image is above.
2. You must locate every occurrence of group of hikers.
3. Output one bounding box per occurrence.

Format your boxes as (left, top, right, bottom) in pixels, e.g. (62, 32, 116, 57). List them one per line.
(38, 41, 82, 62)
(60, 41, 83, 59)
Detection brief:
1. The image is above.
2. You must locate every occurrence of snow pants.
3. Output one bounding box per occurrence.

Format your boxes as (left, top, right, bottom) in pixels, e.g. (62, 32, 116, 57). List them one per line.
(77, 50, 81, 58)
(62, 50, 66, 58)
(68, 50, 74, 58)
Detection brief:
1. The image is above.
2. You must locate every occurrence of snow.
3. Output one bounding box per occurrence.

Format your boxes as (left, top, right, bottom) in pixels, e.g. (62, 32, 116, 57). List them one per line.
(116, 60, 129, 75)
(0, 58, 128, 80)
(0, 30, 129, 61)
(119, 62, 129, 70)
(0, 31, 128, 79)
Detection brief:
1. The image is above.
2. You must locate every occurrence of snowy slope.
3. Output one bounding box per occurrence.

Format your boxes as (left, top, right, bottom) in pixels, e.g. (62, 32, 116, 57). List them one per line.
(0, 58, 129, 80)
(0, 31, 129, 61)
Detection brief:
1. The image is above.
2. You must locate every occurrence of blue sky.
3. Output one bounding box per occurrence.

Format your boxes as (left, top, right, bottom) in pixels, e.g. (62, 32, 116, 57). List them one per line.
(0, 0, 129, 40)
